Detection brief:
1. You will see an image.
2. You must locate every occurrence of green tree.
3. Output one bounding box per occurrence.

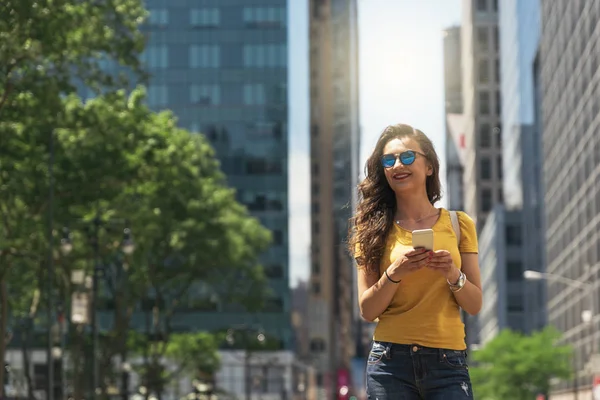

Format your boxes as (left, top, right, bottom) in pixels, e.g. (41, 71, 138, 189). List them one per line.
(166, 332, 222, 380)
(53, 88, 271, 398)
(0, 0, 146, 116)
(0, 0, 147, 392)
(470, 326, 573, 400)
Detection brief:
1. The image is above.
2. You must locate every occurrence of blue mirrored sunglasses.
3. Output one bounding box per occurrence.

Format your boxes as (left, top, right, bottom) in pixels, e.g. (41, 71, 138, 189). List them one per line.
(381, 150, 426, 168)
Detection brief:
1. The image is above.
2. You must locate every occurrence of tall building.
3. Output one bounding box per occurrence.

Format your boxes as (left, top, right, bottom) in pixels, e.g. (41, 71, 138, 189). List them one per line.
(458, 0, 503, 349)
(460, 0, 503, 234)
(138, 0, 291, 344)
(497, 0, 546, 334)
(308, 0, 361, 398)
(443, 26, 465, 212)
(75, 2, 293, 398)
(539, 1, 600, 398)
(443, 25, 482, 349)
(477, 206, 525, 345)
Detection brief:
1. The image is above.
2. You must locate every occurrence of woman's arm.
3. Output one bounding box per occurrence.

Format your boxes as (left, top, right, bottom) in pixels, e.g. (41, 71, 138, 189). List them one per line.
(357, 248, 430, 321)
(446, 253, 482, 315)
(356, 267, 398, 322)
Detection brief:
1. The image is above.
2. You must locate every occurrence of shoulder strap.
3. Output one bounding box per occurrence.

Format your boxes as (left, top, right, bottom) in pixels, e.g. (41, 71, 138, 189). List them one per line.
(449, 210, 461, 245)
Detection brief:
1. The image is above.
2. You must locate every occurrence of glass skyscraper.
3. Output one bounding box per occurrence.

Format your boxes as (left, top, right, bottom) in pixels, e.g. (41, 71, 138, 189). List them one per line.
(136, 1, 291, 347)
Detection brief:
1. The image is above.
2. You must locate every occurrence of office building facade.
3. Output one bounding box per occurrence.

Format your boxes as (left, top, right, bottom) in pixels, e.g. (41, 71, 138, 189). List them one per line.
(308, 0, 361, 398)
(443, 26, 465, 212)
(73, 2, 294, 398)
(477, 206, 526, 345)
(498, 0, 546, 334)
(460, 0, 503, 234)
(457, 0, 504, 349)
(539, 0, 600, 397)
(137, 0, 291, 347)
(443, 25, 483, 349)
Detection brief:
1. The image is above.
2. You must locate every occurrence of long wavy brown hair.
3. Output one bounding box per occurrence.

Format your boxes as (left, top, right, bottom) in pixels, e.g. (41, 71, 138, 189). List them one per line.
(348, 124, 442, 273)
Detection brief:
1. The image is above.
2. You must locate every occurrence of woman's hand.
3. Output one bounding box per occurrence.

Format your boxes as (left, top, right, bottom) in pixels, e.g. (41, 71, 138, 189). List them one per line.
(426, 250, 461, 282)
(386, 247, 431, 281)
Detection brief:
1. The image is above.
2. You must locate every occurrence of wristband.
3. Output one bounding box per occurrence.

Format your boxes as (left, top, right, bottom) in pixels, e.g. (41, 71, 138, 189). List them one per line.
(385, 269, 401, 284)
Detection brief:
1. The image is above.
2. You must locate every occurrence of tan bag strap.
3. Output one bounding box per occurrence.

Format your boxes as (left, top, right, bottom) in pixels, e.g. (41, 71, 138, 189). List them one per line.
(449, 210, 461, 245)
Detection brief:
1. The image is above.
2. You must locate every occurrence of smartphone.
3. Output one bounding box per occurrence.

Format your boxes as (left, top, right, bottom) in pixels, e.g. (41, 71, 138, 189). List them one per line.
(412, 228, 434, 251)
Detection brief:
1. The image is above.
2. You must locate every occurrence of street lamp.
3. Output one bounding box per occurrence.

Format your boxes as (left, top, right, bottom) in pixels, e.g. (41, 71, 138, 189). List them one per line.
(524, 267, 597, 398)
(226, 326, 267, 400)
(523, 269, 594, 325)
(61, 221, 135, 399)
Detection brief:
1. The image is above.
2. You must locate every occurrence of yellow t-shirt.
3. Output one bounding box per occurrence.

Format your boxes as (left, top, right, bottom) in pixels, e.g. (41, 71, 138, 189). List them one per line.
(360, 208, 478, 350)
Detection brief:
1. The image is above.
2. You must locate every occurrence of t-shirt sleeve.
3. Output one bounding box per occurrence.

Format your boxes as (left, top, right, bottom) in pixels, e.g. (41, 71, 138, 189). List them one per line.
(457, 211, 478, 253)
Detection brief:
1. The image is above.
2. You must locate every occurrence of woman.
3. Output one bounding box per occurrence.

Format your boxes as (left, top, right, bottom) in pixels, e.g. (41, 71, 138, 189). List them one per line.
(349, 123, 483, 399)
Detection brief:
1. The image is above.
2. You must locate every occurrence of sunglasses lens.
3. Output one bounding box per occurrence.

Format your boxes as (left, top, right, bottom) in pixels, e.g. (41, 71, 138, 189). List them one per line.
(382, 155, 396, 168)
(400, 151, 416, 165)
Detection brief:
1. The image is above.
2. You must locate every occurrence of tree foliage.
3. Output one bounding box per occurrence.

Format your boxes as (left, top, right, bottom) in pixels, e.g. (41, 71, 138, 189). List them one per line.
(1, 1, 273, 396)
(0, 0, 146, 392)
(470, 326, 573, 400)
(55, 89, 271, 397)
(0, 0, 147, 116)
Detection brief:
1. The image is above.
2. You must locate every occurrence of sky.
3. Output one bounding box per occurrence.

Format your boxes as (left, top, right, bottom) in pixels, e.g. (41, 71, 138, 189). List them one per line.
(287, 0, 462, 287)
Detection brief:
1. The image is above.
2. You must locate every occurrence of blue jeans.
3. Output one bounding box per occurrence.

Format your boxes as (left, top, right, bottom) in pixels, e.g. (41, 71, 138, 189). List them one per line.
(366, 341, 474, 399)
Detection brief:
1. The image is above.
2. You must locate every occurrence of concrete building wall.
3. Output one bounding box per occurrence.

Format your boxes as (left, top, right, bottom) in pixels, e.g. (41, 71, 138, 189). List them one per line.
(539, 0, 600, 395)
(308, 0, 360, 397)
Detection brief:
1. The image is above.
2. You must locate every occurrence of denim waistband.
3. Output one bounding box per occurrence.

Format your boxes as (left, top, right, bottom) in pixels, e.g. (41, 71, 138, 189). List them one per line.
(372, 341, 468, 358)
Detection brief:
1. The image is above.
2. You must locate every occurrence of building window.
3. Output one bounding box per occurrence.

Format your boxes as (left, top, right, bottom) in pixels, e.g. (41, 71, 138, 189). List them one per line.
(147, 85, 168, 107)
(477, 0, 487, 12)
(312, 282, 320, 295)
(189, 122, 200, 133)
(141, 45, 168, 69)
(265, 265, 284, 279)
(148, 9, 169, 25)
(478, 59, 490, 83)
(495, 58, 500, 83)
(506, 262, 523, 282)
(312, 202, 320, 214)
(273, 230, 283, 246)
(480, 123, 491, 147)
(480, 157, 492, 180)
(243, 44, 287, 68)
(498, 188, 503, 203)
(312, 221, 320, 234)
(506, 226, 522, 245)
(243, 84, 266, 105)
(243, 7, 286, 28)
(243, 192, 283, 210)
(190, 8, 220, 28)
(311, 124, 319, 136)
(310, 338, 326, 352)
(496, 90, 501, 115)
(311, 262, 320, 274)
(507, 293, 524, 311)
(190, 85, 220, 105)
(245, 158, 282, 175)
(493, 26, 499, 50)
(265, 296, 284, 312)
(494, 125, 502, 146)
(481, 188, 492, 212)
(492, 0, 498, 12)
(497, 155, 503, 179)
(477, 27, 489, 52)
(190, 45, 220, 68)
(479, 92, 490, 114)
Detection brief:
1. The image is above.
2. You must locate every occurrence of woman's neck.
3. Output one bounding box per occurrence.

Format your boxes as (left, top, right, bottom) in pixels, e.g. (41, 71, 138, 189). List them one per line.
(394, 190, 437, 221)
